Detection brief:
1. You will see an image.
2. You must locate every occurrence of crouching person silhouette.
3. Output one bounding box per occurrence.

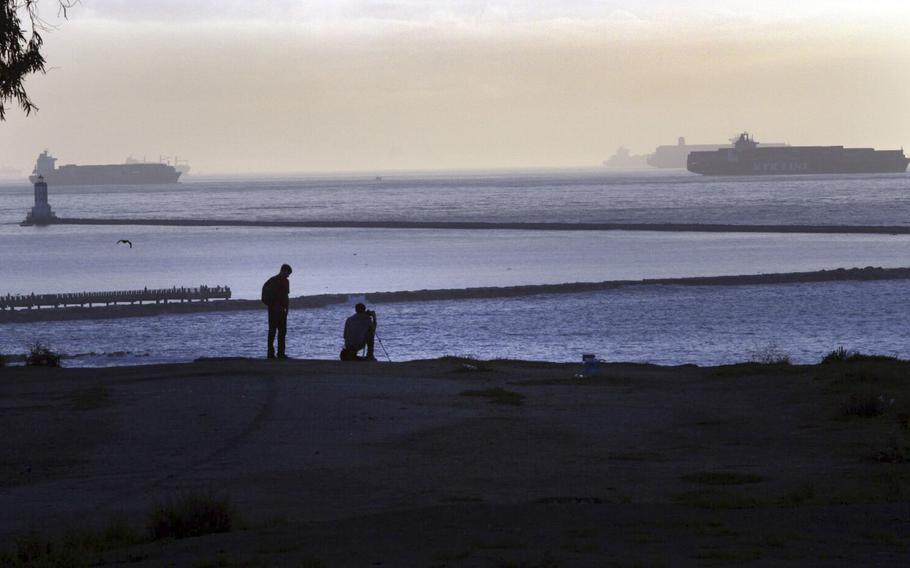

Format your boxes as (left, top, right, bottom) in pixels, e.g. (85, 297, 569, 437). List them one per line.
(262, 263, 292, 359)
(340, 303, 377, 361)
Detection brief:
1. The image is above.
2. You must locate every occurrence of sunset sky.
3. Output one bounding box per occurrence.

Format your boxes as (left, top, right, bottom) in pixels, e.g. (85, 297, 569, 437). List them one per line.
(2, 0, 908, 174)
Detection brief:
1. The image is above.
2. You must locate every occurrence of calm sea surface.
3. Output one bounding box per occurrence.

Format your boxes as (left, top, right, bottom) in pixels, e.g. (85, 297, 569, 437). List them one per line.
(1, 169, 908, 365)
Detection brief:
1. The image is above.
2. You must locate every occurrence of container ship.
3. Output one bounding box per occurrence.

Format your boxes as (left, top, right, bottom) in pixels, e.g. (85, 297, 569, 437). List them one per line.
(647, 136, 788, 169)
(687, 133, 910, 176)
(603, 146, 649, 169)
(29, 150, 181, 185)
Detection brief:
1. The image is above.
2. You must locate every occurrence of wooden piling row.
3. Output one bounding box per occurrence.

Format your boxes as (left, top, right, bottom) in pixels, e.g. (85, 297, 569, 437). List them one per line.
(0, 285, 231, 310)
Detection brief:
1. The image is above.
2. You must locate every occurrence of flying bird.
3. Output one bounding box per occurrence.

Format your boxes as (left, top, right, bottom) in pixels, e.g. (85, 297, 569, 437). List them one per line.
(117, 239, 133, 248)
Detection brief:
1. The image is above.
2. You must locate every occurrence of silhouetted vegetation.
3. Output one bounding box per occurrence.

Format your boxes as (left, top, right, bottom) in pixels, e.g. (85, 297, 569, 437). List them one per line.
(1, 1, 77, 120)
(746, 343, 791, 365)
(0, 352, 5, 367)
(821, 347, 898, 364)
(147, 490, 236, 541)
(0, 492, 240, 566)
(460, 387, 525, 406)
(25, 342, 60, 367)
(1, 518, 142, 567)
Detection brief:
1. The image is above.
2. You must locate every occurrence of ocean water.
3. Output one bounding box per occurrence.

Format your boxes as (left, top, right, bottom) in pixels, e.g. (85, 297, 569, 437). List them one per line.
(2, 225, 910, 297)
(1, 169, 909, 226)
(1, 280, 907, 367)
(1, 169, 909, 366)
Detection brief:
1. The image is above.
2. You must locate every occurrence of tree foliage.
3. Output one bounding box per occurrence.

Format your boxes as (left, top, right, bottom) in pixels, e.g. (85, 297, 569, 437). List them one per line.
(0, 1, 76, 120)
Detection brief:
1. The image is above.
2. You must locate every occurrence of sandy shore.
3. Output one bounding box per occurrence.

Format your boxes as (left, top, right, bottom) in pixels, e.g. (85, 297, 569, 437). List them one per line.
(3, 266, 909, 324)
(2, 356, 909, 565)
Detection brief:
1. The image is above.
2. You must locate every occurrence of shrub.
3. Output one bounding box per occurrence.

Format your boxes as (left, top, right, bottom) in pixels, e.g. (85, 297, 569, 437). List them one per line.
(822, 346, 851, 363)
(25, 342, 61, 367)
(746, 344, 791, 365)
(822, 347, 898, 364)
(147, 490, 235, 541)
(3, 518, 142, 567)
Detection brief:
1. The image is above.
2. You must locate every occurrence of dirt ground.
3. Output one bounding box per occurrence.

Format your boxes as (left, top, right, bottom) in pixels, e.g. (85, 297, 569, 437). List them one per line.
(1, 356, 909, 566)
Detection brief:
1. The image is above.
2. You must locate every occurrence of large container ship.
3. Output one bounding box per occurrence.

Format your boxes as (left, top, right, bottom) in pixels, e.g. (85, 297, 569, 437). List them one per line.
(647, 136, 788, 169)
(688, 133, 910, 176)
(603, 146, 649, 169)
(29, 150, 181, 185)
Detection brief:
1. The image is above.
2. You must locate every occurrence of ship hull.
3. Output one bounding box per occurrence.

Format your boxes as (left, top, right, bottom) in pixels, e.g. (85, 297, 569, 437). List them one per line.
(688, 146, 909, 176)
(29, 163, 181, 185)
(648, 144, 732, 169)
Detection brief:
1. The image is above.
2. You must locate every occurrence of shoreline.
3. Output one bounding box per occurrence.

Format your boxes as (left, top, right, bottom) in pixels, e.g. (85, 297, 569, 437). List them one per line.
(2, 266, 908, 323)
(23, 216, 910, 234)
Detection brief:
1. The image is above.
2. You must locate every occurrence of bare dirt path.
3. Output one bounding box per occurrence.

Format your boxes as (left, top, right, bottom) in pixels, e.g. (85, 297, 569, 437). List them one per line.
(2, 357, 909, 565)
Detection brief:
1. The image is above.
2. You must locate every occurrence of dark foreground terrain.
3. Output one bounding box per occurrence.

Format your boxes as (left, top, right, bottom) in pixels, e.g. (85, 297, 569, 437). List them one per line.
(1, 356, 909, 566)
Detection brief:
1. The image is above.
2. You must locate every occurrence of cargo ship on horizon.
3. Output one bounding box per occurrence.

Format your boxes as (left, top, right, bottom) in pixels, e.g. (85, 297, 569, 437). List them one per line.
(29, 150, 181, 185)
(602, 146, 649, 169)
(687, 133, 910, 176)
(604, 136, 788, 169)
(647, 136, 788, 169)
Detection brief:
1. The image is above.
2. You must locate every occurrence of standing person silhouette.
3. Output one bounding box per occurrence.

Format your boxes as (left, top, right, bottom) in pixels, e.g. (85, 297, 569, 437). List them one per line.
(262, 264, 292, 359)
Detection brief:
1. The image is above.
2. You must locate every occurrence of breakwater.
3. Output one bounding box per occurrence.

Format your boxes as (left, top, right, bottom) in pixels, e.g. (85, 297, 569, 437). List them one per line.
(0, 293, 350, 323)
(26, 217, 910, 234)
(1, 286, 231, 311)
(2, 267, 908, 324)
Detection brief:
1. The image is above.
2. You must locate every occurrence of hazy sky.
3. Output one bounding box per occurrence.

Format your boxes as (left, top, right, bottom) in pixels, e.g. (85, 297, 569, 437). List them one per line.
(1, 0, 908, 174)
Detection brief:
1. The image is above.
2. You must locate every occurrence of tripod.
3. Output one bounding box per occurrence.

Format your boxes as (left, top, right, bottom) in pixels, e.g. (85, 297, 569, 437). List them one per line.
(359, 331, 391, 362)
(359, 313, 392, 362)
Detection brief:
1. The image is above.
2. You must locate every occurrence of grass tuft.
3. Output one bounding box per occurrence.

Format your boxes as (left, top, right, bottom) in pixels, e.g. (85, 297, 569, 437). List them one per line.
(822, 347, 898, 364)
(2, 518, 143, 568)
(746, 343, 791, 365)
(25, 342, 61, 367)
(147, 490, 236, 541)
(460, 387, 525, 406)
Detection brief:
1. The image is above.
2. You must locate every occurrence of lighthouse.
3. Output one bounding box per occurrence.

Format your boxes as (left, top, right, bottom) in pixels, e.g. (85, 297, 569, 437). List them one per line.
(24, 175, 56, 225)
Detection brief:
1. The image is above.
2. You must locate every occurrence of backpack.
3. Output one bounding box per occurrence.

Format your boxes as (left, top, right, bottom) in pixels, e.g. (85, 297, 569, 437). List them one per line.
(261, 277, 276, 306)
